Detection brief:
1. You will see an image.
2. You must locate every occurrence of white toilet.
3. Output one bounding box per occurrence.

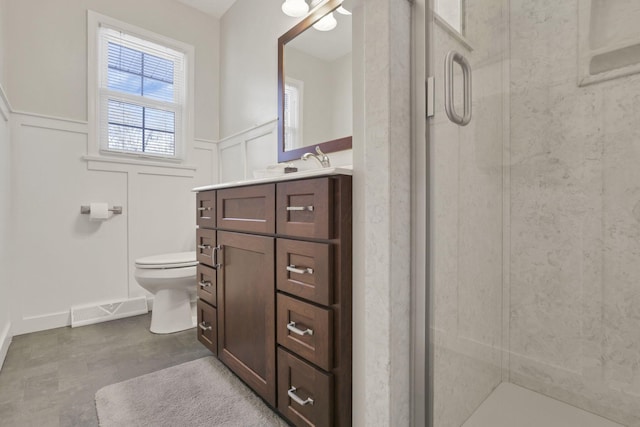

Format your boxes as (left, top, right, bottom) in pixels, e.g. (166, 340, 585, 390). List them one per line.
(134, 251, 197, 334)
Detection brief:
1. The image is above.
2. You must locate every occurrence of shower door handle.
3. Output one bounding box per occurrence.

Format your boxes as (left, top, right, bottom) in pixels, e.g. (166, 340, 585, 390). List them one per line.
(444, 50, 472, 126)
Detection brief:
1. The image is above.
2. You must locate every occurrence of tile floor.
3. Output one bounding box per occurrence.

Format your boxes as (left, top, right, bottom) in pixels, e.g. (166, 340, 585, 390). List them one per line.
(0, 314, 211, 426)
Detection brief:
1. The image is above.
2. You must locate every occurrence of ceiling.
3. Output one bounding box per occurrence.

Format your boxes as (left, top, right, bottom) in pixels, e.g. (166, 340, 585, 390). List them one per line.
(175, 0, 238, 18)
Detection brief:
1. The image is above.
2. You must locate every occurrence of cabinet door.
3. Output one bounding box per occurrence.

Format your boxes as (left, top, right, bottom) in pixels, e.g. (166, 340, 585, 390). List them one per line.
(217, 231, 276, 406)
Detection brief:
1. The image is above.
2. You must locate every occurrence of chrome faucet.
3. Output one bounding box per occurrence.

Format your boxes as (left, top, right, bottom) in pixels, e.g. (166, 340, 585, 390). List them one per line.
(301, 146, 331, 168)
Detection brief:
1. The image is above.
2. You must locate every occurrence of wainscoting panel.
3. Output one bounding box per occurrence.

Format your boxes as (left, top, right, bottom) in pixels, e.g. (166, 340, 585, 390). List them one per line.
(10, 112, 215, 335)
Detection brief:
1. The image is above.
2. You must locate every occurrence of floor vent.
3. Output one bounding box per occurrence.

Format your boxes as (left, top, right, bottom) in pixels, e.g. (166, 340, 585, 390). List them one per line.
(71, 297, 148, 328)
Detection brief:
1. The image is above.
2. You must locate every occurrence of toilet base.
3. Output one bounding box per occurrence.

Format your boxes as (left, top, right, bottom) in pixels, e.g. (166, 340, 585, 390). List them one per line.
(150, 288, 196, 334)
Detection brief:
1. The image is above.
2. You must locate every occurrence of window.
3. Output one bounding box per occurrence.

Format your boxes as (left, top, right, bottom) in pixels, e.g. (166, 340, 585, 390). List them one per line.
(90, 13, 191, 160)
(284, 77, 303, 151)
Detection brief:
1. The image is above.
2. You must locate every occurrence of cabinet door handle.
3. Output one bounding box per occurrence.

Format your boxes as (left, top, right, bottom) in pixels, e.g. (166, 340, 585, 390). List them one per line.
(199, 216, 212, 220)
(198, 244, 211, 250)
(287, 321, 314, 336)
(197, 207, 212, 211)
(286, 265, 314, 275)
(287, 386, 314, 406)
(286, 205, 314, 212)
(212, 245, 222, 269)
(199, 281, 212, 288)
(198, 322, 212, 331)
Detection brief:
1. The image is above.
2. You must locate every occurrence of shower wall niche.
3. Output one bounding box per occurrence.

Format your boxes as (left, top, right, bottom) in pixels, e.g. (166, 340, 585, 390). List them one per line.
(578, 0, 640, 85)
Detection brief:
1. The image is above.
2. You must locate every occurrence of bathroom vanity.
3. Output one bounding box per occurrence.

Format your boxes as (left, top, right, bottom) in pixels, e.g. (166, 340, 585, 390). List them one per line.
(193, 168, 352, 427)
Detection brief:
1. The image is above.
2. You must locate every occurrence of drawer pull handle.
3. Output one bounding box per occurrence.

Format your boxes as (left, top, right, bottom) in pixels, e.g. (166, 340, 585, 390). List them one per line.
(286, 265, 314, 275)
(197, 207, 212, 211)
(199, 216, 212, 220)
(287, 321, 314, 336)
(199, 281, 212, 288)
(288, 387, 314, 406)
(212, 245, 222, 269)
(286, 205, 314, 212)
(198, 322, 212, 331)
(198, 244, 212, 250)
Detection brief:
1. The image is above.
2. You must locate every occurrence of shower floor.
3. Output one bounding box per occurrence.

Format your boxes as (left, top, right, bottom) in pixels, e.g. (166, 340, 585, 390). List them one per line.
(462, 383, 623, 427)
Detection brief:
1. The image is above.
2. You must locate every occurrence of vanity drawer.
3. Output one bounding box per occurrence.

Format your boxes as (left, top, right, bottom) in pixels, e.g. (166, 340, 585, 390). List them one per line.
(277, 178, 333, 239)
(277, 239, 332, 306)
(196, 228, 217, 267)
(277, 347, 333, 427)
(277, 293, 333, 371)
(196, 264, 217, 306)
(196, 190, 216, 229)
(197, 300, 217, 355)
(217, 184, 275, 234)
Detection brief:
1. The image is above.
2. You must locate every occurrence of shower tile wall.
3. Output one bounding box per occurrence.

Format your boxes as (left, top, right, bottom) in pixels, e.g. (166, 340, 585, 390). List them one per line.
(430, 1, 507, 425)
(509, 1, 640, 425)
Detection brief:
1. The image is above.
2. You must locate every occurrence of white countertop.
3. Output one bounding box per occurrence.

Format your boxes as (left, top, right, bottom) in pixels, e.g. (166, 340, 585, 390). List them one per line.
(192, 166, 353, 192)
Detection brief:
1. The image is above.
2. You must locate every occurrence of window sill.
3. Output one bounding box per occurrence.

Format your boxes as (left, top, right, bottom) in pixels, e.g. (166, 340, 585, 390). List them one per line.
(83, 154, 197, 177)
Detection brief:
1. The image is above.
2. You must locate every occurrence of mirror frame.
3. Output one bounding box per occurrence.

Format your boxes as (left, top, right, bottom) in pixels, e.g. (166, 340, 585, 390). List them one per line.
(277, 0, 352, 163)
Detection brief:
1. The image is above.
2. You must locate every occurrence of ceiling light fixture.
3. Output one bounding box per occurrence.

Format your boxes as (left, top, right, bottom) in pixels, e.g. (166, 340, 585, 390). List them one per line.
(281, 0, 309, 17)
(312, 12, 337, 31)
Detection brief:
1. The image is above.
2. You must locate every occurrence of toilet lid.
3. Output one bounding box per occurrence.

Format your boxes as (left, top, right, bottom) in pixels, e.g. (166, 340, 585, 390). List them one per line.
(135, 251, 197, 269)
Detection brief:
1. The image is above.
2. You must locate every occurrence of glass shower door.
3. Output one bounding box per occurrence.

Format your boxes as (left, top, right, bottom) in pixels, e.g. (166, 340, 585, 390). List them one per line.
(427, 0, 640, 426)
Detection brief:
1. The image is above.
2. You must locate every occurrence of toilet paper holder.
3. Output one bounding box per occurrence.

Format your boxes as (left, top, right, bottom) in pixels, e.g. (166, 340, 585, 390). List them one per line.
(80, 205, 123, 215)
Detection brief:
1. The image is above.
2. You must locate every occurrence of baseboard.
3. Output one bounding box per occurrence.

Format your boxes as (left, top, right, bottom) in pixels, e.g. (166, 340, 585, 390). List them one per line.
(13, 310, 71, 336)
(0, 321, 12, 371)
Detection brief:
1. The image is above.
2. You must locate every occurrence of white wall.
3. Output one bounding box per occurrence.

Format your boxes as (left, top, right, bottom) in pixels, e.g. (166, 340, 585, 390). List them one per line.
(219, 0, 352, 179)
(0, 0, 12, 369)
(286, 48, 352, 146)
(3, 0, 218, 335)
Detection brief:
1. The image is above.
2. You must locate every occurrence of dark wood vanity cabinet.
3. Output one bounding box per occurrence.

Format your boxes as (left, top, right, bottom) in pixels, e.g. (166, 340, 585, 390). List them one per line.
(195, 174, 352, 426)
(216, 230, 276, 406)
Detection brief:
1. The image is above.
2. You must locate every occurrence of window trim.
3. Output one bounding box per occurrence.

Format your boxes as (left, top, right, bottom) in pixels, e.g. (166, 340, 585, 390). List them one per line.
(284, 77, 304, 151)
(87, 10, 194, 163)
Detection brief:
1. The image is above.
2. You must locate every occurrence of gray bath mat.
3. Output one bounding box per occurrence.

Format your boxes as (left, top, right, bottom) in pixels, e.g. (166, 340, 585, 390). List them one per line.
(95, 356, 287, 426)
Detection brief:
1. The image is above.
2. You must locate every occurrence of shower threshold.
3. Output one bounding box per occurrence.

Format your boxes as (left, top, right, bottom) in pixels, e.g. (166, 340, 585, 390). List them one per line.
(462, 383, 623, 427)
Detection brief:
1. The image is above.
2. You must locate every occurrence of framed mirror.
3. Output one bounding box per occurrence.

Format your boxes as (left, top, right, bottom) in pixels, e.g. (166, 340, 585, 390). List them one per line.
(277, 0, 352, 163)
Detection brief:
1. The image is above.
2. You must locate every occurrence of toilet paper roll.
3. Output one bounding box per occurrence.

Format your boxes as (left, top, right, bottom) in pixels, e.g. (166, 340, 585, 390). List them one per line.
(89, 202, 109, 221)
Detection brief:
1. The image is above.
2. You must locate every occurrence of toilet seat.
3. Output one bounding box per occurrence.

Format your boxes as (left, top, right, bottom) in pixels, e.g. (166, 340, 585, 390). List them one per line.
(135, 251, 197, 269)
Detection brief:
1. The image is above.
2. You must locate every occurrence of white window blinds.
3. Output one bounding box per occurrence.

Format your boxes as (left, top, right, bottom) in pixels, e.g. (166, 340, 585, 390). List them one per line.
(98, 26, 186, 158)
